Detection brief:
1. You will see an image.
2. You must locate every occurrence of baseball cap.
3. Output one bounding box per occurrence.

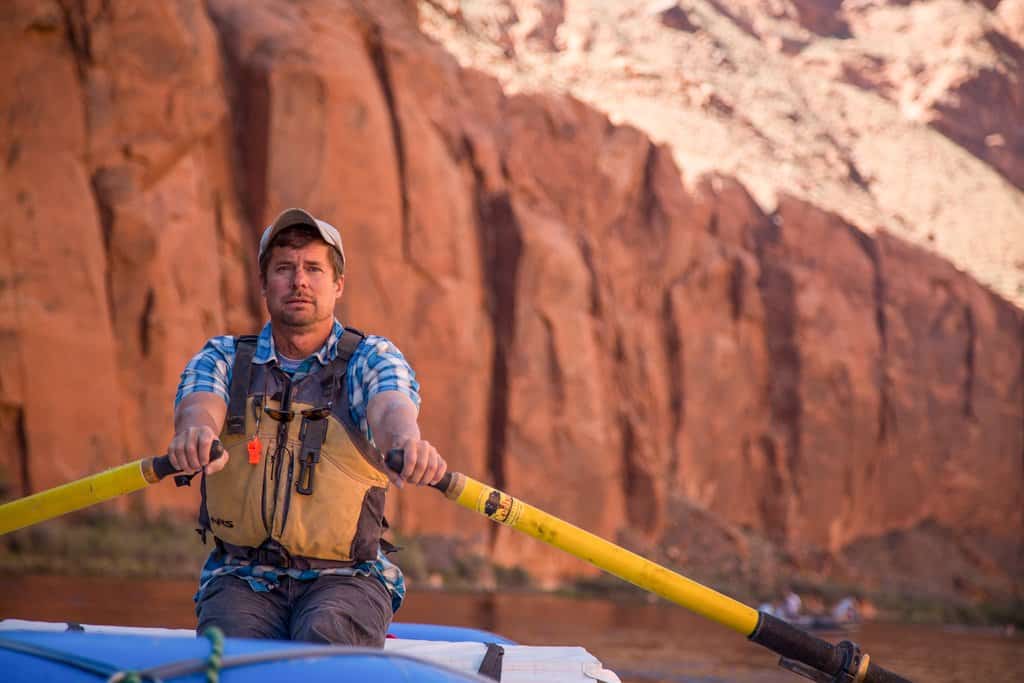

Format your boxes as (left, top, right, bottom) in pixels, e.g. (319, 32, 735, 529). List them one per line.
(258, 208, 346, 269)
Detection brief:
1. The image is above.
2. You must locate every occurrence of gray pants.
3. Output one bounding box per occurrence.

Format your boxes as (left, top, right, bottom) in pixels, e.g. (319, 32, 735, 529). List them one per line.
(195, 573, 393, 646)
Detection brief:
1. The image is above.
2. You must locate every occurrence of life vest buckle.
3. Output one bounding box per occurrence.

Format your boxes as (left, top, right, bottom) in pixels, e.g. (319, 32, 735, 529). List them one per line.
(295, 410, 329, 495)
(295, 448, 320, 495)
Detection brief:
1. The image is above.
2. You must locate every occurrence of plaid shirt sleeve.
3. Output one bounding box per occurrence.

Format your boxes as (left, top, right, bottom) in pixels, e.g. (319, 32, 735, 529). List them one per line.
(347, 335, 421, 442)
(174, 336, 237, 408)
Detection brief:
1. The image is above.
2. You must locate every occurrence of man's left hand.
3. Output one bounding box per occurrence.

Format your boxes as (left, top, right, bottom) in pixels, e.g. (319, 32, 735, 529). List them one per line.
(390, 437, 447, 489)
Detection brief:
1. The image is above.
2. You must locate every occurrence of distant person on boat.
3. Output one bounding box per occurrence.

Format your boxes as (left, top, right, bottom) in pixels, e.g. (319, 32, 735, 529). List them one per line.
(830, 595, 860, 624)
(782, 588, 803, 620)
(167, 208, 447, 647)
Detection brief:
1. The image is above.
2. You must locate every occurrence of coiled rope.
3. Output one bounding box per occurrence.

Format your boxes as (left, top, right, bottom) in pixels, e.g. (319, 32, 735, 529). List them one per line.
(201, 626, 225, 683)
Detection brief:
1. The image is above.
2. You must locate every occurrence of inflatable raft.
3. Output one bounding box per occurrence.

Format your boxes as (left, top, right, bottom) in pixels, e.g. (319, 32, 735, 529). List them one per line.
(0, 619, 621, 682)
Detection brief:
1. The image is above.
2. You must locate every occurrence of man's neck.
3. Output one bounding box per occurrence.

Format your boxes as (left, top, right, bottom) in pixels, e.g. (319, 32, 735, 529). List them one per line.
(271, 320, 334, 359)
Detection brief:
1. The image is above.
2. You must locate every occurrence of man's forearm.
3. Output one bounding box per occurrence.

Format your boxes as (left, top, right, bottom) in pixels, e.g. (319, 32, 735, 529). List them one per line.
(368, 393, 421, 452)
(366, 391, 445, 486)
(168, 393, 229, 472)
(174, 394, 226, 434)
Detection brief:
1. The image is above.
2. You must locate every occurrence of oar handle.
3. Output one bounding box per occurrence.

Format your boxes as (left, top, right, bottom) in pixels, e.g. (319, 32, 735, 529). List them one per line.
(750, 612, 912, 683)
(151, 440, 225, 482)
(385, 449, 452, 491)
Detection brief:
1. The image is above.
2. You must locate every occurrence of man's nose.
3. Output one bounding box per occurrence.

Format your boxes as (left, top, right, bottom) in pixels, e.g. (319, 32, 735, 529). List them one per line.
(291, 269, 310, 288)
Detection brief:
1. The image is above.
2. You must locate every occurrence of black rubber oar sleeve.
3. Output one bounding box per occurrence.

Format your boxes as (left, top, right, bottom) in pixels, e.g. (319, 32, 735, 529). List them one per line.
(152, 440, 224, 480)
(749, 613, 912, 683)
(385, 449, 452, 491)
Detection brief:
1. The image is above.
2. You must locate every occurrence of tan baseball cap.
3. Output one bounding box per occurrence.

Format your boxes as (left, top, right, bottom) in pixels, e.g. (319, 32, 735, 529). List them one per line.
(258, 208, 345, 269)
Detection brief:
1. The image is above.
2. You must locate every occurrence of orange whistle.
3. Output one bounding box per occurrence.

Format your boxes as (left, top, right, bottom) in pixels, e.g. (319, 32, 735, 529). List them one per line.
(247, 436, 262, 464)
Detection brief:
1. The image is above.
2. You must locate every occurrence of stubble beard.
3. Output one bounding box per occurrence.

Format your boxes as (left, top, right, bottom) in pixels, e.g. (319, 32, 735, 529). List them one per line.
(274, 299, 326, 330)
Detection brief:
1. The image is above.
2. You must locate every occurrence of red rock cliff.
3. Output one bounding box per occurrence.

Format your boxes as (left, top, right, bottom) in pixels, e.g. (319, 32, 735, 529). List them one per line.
(1, 0, 1020, 600)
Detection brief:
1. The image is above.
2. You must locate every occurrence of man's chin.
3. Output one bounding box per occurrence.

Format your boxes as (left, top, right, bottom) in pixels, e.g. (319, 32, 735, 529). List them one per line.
(275, 312, 320, 328)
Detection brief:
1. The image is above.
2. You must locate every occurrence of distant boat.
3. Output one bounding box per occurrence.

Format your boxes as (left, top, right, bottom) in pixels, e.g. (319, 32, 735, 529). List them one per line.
(785, 613, 860, 632)
(757, 595, 861, 632)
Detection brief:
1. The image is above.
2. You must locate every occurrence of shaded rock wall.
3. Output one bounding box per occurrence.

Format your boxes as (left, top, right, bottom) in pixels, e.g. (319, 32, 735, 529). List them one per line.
(1, 0, 1021, 596)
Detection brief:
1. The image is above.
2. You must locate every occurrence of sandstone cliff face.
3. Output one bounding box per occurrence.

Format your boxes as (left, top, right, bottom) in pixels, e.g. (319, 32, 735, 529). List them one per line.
(1, 0, 1020, 600)
(1, 0, 258, 513)
(0, 0, 123, 497)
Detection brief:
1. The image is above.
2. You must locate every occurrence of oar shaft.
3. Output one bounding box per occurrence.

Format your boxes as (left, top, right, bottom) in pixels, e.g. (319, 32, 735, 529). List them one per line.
(389, 452, 756, 632)
(447, 472, 760, 634)
(0, 459, 157, 535)
(0, 442, 223, 536)
(386, 451, 912, 682)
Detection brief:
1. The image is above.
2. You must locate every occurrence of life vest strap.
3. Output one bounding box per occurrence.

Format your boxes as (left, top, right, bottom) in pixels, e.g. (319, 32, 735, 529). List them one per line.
(225, 336, 259, 434)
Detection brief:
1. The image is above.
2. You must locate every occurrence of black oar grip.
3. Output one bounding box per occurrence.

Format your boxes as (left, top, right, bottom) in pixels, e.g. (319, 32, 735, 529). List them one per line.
(152, 440, 225, 481)
(749, 613, 912, 683)
(385, 449, 452, 491)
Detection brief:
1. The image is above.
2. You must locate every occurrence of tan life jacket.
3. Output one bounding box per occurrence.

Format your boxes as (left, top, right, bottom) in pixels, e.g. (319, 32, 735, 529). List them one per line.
(199, 328, 391, 564)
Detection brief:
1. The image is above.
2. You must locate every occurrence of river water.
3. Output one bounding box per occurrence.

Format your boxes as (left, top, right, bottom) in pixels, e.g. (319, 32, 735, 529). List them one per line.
(0, 574, 1018, 682)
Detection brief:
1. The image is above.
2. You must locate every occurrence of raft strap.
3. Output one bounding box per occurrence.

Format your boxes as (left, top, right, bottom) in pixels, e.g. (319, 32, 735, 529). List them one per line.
(0, 635, 120, 678)
(0, 627, 225, 683)
(477, 642, 505, 680)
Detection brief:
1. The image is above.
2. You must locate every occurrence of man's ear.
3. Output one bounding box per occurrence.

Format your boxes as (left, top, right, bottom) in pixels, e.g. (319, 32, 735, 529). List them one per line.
(335, 274, 345, 301)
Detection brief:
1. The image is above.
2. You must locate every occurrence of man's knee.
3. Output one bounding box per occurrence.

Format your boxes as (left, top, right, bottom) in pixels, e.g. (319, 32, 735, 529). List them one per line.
(293, 610, 385, 647)
(196, 575, 287, 640)
(291, 575, 392, 646)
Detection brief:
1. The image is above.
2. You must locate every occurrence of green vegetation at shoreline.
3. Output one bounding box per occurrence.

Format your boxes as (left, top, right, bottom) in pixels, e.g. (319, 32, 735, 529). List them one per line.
(1, 512, 210, 578)
(3, 514, 1020, 629)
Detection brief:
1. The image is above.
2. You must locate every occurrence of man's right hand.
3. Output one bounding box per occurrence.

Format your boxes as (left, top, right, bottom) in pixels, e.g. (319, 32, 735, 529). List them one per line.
(170, 392, 230, 475)
(168, 425, 229, 475)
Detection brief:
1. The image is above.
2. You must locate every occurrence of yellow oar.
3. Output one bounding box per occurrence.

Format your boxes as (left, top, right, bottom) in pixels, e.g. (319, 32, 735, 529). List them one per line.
(0, 443, 223, 536)
(386, 451, 912, 683)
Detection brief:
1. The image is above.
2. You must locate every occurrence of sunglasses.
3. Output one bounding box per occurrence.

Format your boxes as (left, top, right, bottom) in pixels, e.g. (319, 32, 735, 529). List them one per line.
(262, 404, 332, 422)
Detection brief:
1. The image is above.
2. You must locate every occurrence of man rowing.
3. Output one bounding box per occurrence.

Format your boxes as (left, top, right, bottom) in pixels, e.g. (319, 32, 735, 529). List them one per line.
(167, 208, 446, 645)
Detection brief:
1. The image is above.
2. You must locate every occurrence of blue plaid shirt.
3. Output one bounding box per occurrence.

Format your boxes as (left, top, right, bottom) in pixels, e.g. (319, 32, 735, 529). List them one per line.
(175, 320, 419, 612)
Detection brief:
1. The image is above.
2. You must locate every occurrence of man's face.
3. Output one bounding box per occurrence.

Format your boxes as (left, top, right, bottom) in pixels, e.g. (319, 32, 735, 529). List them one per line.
(261, 241, 344, 330)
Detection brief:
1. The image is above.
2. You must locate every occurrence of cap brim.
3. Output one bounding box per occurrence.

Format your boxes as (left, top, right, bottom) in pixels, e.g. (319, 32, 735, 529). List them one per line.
(259, 208, 345, 267)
